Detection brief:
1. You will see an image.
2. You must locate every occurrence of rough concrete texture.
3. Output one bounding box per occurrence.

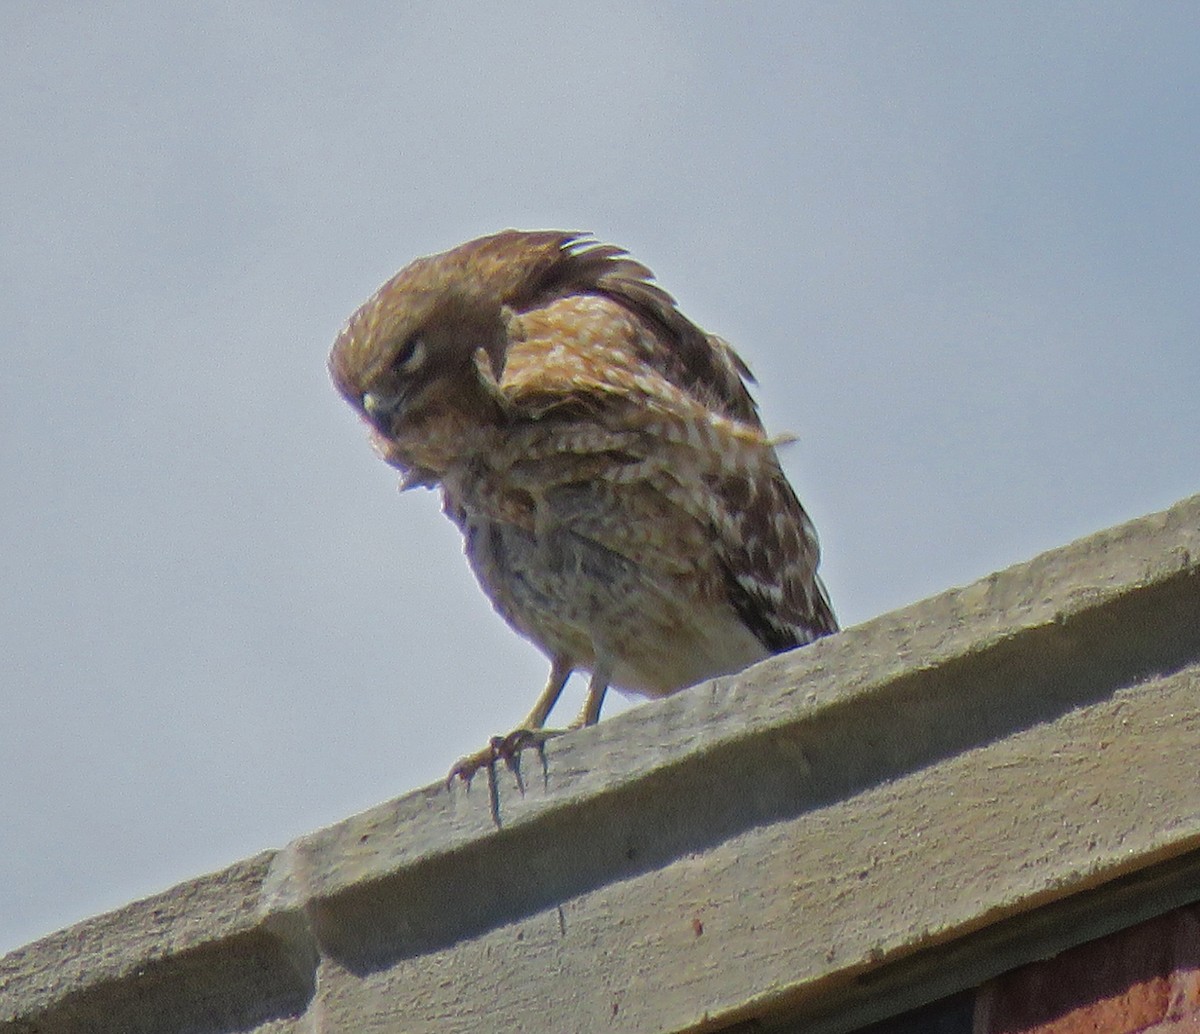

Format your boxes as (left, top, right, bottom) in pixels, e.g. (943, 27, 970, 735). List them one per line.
(2, 492, 1199, 1034)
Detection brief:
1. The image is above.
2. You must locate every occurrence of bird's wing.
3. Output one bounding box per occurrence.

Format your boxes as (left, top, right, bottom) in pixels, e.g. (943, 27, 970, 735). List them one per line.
(492, 295, 837, 648)
(706, 462, 838, 650)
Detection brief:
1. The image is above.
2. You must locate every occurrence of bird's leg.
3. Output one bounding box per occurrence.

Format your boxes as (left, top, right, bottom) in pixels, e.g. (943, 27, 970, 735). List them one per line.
(486, 660, 612, 803)
(447, 657, 572, 787)
(504, 656, 611, 752)
(570, 659, 612, 729)
(517, 655, 573, 732)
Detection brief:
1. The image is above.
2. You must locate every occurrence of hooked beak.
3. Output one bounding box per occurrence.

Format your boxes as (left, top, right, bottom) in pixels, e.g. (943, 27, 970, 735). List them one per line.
(361, 391, 403, 435)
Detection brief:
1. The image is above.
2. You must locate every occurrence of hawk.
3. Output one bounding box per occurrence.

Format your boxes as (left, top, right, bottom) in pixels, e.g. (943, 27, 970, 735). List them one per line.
(329, 230, 837, 779)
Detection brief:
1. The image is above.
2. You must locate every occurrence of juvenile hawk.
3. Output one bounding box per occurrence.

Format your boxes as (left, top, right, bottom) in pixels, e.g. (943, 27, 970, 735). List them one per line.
(329, 231, 836, 778)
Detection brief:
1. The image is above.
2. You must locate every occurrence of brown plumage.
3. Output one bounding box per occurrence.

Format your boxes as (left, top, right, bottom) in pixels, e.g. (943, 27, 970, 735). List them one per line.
(329, 230, 836, 777)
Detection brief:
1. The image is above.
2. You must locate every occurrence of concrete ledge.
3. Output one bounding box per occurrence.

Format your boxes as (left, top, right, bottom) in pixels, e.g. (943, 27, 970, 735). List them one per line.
(0, 852, 315, 1033)
(3, 493, 1199, 1033)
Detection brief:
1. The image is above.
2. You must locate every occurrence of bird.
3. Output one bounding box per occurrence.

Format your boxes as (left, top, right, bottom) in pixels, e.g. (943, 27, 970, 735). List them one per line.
(328, 230, 837, 782)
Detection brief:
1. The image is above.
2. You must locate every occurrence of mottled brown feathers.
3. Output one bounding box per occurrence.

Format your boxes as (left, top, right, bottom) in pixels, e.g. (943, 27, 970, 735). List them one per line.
(330, 229, 836, 740)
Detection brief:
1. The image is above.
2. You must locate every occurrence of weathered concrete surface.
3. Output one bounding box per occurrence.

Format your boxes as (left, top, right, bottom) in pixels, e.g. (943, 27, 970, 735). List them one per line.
(0, 852, 314, 1033)
(3, 492, 1199, 1034)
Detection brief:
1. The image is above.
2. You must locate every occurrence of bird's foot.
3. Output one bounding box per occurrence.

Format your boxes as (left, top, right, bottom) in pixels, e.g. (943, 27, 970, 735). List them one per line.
(446, 727, 563, 790)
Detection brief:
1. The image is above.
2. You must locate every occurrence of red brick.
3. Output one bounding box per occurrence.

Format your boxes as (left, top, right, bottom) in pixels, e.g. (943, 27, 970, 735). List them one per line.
(1140, 1018, 1200, 1034)
(976, 903, 1200, 1034)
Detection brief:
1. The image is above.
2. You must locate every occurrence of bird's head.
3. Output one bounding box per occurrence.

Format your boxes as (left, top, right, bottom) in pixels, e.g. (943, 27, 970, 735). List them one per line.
(331, 285, 504, 442)
(329, 229, 757, 477)
(329, 231, 594, 444)
(330, 283, 503, 448)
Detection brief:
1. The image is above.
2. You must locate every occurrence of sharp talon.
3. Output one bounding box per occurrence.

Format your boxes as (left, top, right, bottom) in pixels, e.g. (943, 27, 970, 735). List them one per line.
(446, 738, 503, 788)
(446, 760, 477, 790)
(507, 753, 526, 796)
(486, 757, 501, 827)
(446, 727, 565, 794)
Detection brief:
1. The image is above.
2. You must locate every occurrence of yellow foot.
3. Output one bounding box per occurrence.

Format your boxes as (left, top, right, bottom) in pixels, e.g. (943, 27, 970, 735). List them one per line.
(446, 728, 563, 789)
(446, 728, 566, 827)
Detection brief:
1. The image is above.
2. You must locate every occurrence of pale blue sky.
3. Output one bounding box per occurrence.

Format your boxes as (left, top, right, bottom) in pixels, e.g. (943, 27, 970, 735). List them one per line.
(2, 3, 1197, 954)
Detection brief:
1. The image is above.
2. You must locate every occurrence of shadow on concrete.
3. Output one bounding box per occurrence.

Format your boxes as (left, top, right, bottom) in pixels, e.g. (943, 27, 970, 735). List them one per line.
(312, 568, 1200, 978)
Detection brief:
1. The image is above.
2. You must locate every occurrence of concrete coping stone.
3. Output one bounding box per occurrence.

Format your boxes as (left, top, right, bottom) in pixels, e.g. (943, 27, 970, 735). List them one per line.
(3, 493, 1198, 1033)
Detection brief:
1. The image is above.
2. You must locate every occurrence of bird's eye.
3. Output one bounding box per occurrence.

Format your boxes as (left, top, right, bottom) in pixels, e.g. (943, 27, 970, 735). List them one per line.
(392, 335, 426, 374)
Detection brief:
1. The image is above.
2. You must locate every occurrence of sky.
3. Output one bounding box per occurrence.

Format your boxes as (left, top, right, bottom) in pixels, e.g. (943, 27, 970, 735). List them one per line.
(2, 3, 1198, 956)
